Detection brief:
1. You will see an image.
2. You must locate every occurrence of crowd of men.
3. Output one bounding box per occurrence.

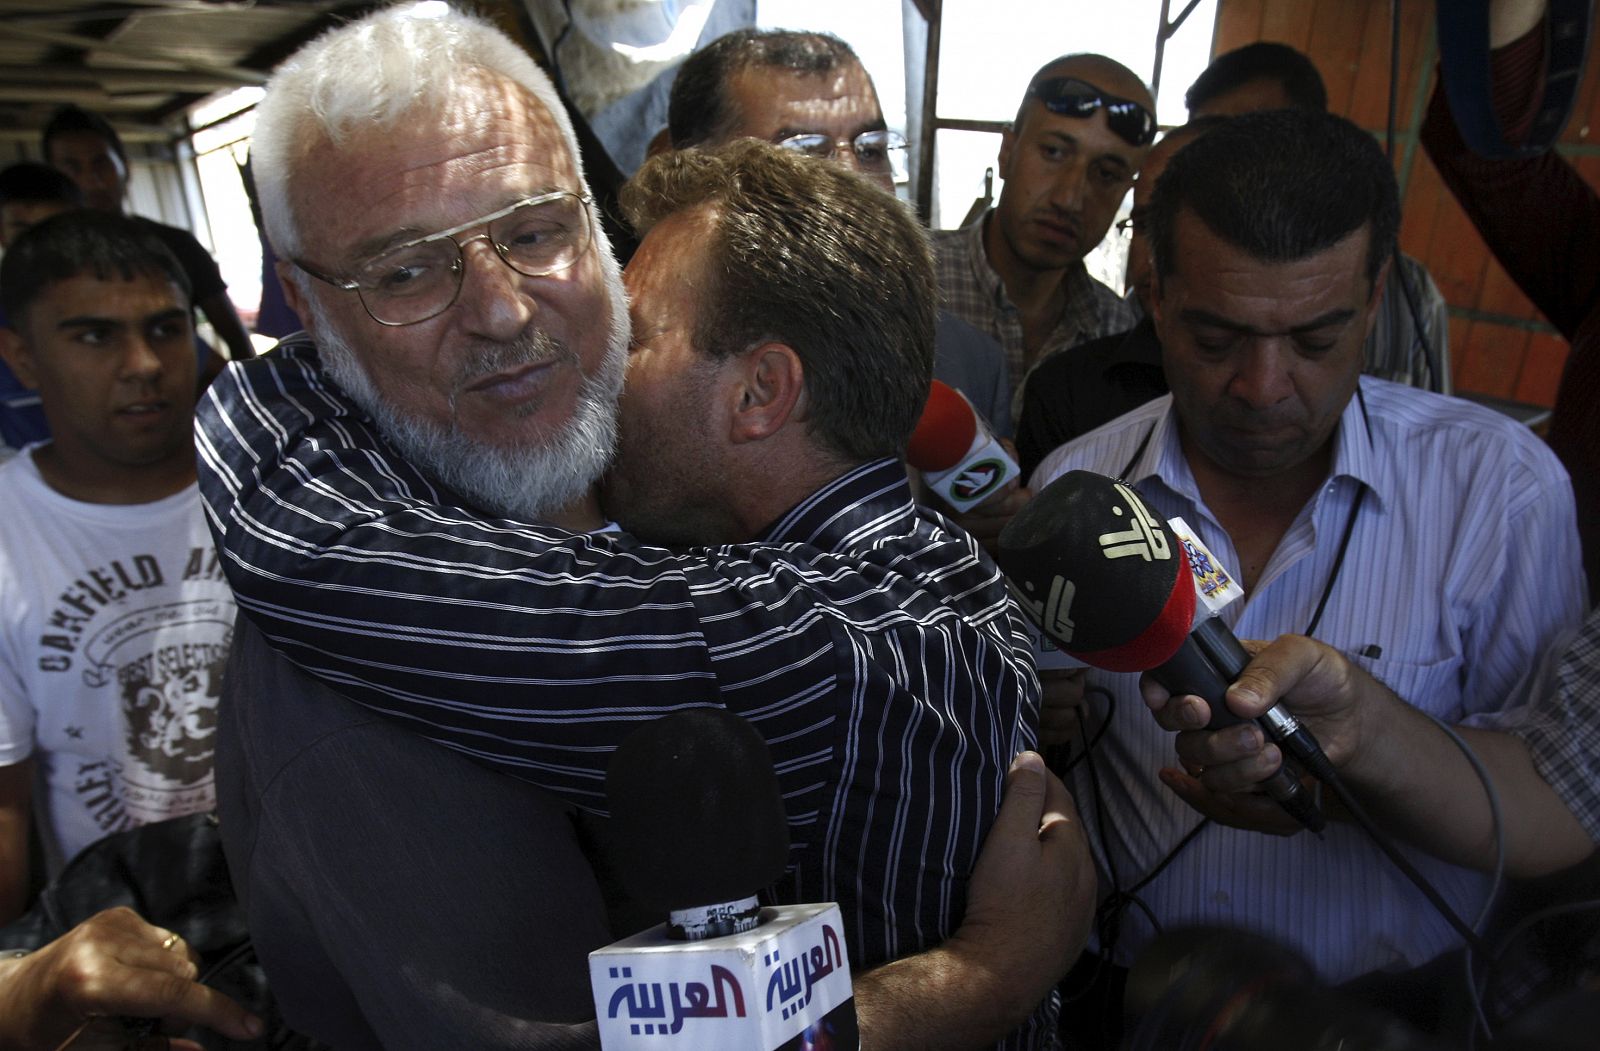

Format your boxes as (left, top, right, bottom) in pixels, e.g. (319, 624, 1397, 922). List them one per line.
(0, 0, 1594, 1048)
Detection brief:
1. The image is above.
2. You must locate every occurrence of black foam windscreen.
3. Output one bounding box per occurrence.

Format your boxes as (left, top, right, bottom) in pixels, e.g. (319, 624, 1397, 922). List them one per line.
(606, 707, 792, 914)
(996, 470, 1194, 669)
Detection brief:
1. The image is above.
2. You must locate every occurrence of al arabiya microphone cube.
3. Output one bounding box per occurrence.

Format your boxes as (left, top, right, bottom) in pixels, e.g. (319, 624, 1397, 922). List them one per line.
(589, 902, 858, 1049)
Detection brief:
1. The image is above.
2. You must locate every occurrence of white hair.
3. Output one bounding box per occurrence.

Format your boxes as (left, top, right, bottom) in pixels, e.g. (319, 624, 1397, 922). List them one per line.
(251, 2, 584, 257)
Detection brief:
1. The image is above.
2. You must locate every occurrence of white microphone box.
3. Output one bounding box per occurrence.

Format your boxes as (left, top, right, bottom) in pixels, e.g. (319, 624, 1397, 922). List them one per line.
(589, 902, 859, 1049)
(924, 431, 1020, 513)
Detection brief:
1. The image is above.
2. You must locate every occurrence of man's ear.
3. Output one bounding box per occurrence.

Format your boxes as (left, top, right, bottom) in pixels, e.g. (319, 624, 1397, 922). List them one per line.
(275, 259, 314, 335)
(1359, 255, 1393, 344)
(729, 342, 806, 444)
(997, 125, 1017, 177)
(0, 326, 39, 390)
(1367, 256, 1393, 311)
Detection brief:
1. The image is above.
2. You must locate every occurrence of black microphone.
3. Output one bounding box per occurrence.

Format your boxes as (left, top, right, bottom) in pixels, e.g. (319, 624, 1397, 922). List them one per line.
(995, 469, 1328, 833)
(589, 708, 859, 1048)
(607, 706, 790, 938)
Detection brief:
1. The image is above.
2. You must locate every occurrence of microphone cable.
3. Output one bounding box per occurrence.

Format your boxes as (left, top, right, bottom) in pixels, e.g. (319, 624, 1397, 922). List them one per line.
(1044, 683, 1115, 776)
(1283, 728, 1497, 1023)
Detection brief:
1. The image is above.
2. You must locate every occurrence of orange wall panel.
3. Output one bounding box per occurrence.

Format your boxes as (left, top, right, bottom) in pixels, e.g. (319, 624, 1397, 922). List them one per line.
(1398, 150, 1445, 260)
(1425, 203, 1489, 309)
(1258, 0, 1315, 54)
(1516, 332, 1574, 406)
(1477, 253, 1540, 323)
(1310, 0, 1367, 120)
(1346, 2, 1399, 129)
(1455, 319, 1523, 398)
(1213, 0, 1266, 55)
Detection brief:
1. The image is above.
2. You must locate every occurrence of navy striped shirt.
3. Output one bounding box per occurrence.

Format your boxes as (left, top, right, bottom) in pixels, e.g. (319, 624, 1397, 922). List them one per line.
(196, 337, 1052, 1045)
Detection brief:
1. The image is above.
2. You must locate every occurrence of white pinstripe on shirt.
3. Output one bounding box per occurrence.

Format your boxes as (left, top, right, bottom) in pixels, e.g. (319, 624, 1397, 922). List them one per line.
(197, 337, 1055, 1048)
(1031, 376, 1586, 982)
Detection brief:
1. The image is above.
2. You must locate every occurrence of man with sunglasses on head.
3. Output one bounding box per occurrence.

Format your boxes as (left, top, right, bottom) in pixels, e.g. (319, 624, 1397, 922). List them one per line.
(934, 55, 1154, 433)
(667, 27, 1013, 437)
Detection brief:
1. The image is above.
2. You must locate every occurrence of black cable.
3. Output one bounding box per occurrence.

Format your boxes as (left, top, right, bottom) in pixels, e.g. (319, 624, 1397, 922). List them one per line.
(1070, 686, 1216, 1049)
(1305, 488, 1366, 640)
(1129, 817, 1211, 896)
(1081, 701, 1125, 895)
(1392, 244, 1446, 392)
(197, 938, 256, 985)
(1306, 753, 1490, 955)
(1048, 684, 1115, 775)
(1070, 696, 1145, 1050)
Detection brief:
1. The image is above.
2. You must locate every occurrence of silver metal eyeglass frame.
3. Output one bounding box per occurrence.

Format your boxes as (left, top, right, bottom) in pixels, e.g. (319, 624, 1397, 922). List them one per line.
(775, 129, 908, 172)
(291, 190, 594, 328)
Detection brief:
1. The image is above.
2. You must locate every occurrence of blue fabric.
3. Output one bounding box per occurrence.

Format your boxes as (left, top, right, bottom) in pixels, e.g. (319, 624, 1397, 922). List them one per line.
(0, 307, 49, 454)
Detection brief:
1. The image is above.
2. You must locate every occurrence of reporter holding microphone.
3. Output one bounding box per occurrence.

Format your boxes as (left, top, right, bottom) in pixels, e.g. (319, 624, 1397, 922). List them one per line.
(1144, 614, 1598, 879)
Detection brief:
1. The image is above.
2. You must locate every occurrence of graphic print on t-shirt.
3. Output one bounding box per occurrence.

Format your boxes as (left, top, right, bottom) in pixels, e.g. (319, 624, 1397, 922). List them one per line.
(35, 546, 230, 837)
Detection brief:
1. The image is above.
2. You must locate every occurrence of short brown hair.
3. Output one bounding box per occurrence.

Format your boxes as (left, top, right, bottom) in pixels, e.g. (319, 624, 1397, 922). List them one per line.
(621, 139, 934, 463)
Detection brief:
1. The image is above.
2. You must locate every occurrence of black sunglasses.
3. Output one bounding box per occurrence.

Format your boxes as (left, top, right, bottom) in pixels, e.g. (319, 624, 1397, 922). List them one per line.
(1027, 76, 1157, 147)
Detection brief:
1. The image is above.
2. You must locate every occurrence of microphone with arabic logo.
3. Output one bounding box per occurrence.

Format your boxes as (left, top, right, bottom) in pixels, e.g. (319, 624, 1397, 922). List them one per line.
(588, 708, 860, 1049)
(907, 380, 1022, 512)
(993, 470, 1328, 834)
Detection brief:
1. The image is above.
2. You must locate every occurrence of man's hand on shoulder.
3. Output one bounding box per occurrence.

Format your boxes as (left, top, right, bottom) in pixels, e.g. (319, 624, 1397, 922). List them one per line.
(854, 751, 1094, 1049)
(953, 750, 1095, 983)
(0, 907, 262, 1051)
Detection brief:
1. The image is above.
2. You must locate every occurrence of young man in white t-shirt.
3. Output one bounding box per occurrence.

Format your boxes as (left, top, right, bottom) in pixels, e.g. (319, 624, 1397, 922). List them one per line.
(0, 210, 259, 1046)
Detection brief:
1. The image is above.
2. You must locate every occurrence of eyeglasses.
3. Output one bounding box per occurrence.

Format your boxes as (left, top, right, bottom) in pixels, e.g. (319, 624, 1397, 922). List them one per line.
(293, 190, 594, 327)
(1027, 77, 1157, 148)
(776, 129, 908, 181)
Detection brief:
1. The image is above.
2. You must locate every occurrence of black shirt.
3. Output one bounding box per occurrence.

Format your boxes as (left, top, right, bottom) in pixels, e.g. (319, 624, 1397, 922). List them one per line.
(1015, 316, 1166, 480)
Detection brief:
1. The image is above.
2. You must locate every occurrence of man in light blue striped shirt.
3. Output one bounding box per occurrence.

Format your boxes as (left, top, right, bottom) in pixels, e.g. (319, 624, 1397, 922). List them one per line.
(1030, 109, 1584, 1026)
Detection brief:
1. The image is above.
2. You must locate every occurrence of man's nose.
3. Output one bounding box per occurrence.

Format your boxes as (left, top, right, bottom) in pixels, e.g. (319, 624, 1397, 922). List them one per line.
(1047, 159, 1091, 213)
(453, 235, 535, 338)
(1229, 342, 1295, 409)
(119, 333, 164, 381)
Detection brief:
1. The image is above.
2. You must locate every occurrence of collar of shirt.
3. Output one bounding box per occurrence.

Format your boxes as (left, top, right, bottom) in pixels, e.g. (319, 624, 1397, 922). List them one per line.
(1101, 316, 1163, 378)
(759, 457, 915, 549)
(1126, 376, 1391, 518)
(962, 212, 1106, 342)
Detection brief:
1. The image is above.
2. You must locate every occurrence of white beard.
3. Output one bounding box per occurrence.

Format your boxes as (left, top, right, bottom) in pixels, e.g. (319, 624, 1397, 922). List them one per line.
(306, 271, 630, 523)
